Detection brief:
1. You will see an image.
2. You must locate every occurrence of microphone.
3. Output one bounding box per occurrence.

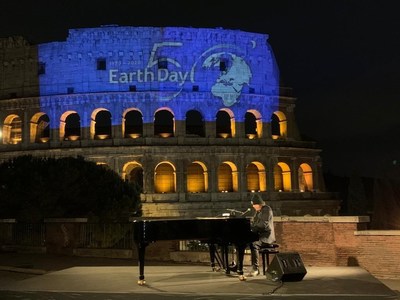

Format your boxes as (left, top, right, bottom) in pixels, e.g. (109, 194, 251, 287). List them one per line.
(226, 209, 243, 214)
(241, 208, 251, 215)
(226, 208, 251, 216)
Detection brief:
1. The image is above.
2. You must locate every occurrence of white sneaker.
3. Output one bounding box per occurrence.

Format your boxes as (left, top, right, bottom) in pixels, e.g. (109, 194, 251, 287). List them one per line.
(248, 269, 260, 277)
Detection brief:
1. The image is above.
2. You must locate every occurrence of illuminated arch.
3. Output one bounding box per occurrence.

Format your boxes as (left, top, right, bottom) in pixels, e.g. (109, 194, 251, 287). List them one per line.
(123, 108, 143, 138)
(30, 112, 50, 143)
(245, 109, 262, 139)
(273, 162, 291, 191)
(299, 163, 313, 192)
(217, 161, 238, 192)
(246, 161, 267, 192)
(154, 108, 175, 138)
(2, 114, 22, 144)
(154, 161, 176, 193)
(271, 111, 287, 139)
(216, 108, 235, 138)
(60, 111, 81, 141)
(123, 161, 144, 191)
(91, 108, 112, 139)
(187, 161, 208, 192)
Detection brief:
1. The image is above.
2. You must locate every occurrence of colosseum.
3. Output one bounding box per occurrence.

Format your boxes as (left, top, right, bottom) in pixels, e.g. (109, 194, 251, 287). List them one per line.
(0, 26, 340, 217)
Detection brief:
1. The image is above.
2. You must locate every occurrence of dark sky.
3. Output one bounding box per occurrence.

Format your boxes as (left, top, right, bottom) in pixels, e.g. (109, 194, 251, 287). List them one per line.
(1, 0, 399, 178)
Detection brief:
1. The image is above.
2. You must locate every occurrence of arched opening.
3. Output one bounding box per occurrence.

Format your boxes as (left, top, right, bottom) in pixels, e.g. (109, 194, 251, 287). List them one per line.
(62, 112, 81, 141)
(123, 162, 144, 192)
(246, 162, 267, 192)
(216, 110, 235, 138)
(274, 162, 291, 192)
(94, 110, 112, 139)
(154, 162, 176, 193)
(245, 110, 263, 138)
(299, 163, 313, 192)
(271, 111, 287, 139)
(185, 110, 205, 137)
(154, 109, 174, 138)
(124, 109, 143, 138)
(187, 161, 208, 192)
(245, 112, 257, 139)
(217, 161, 238, 192)
(3, 114, 22, 144)
(30, 113, 50, 143)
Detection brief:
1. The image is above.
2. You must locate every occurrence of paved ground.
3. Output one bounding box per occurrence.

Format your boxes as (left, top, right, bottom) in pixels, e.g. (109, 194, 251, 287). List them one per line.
(0, 252, 399, 299)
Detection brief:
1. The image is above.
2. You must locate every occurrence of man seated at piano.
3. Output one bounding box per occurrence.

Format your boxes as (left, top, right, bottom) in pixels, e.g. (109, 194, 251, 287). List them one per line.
(248, 193, 276, 276)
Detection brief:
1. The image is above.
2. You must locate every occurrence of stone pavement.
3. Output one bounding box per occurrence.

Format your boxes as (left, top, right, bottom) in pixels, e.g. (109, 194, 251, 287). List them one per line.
(0, 252, 399, 299)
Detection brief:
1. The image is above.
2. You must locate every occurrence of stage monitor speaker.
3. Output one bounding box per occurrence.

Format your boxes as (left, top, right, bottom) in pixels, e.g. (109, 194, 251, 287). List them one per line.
(266, 252, 307, 282)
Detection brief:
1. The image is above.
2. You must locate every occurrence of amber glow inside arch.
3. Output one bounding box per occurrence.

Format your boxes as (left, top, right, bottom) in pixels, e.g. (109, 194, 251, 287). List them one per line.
(154, 161, 176, 193)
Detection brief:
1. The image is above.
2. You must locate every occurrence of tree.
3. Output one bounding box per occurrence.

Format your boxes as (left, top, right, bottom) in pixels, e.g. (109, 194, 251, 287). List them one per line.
(0, 155, 141, 222)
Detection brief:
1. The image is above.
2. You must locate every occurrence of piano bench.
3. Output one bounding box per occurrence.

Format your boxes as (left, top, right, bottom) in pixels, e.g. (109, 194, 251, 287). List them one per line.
(260, 243, 280, 275)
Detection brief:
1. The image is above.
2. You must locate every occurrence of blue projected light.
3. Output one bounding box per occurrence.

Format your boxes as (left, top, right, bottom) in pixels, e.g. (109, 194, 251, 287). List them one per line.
(38, 26, 279, 126)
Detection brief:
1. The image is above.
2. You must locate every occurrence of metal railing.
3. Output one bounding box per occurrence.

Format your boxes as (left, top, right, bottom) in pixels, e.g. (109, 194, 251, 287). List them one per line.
(75, 223, 134, 249)
(0, 221, 202, 252)
(0, 223, 45, 247)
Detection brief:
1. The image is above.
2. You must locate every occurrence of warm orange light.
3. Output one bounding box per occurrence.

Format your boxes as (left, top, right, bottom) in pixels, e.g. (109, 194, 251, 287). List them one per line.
(159, 132, 172, 138)
(67, 135, 80, 141)
(128, 133, 141, 139)
(96, 134, 109, 140)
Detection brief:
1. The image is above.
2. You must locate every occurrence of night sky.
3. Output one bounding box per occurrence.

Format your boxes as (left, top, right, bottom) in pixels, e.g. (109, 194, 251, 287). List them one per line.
(1, 0, 399, 178)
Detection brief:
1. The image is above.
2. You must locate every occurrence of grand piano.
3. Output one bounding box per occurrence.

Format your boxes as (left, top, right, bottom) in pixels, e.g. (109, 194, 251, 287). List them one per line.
(133, 216, 257, 285)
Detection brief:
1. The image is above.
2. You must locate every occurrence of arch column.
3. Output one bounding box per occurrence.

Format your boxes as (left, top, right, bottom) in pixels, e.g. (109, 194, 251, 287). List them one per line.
(22, 111, 29, 146)
(290, 157, 300, 192)
(205, 121, 216, 138)
(112, 120, 123, 139)
(313, 159, 325, 192)
(142, 122, 154, 137)
(262, 121, 271, 139)
(235, 121, 245, 138)
(175, 120, 185, 137)
(208, 156, 218, 193)
(143, 161, 154, 194)
(267, 159, 275, 192)
(175, 160, 185, 193)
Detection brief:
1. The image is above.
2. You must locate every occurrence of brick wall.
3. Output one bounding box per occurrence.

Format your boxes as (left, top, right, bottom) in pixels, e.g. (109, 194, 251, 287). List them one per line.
(354, 231, 400, 279)
(273, 216, 400, 279)
(169, 216, 400, 279)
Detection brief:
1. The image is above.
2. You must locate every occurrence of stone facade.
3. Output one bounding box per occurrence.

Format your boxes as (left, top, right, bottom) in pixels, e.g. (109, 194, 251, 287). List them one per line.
(0, 26, 341, 217)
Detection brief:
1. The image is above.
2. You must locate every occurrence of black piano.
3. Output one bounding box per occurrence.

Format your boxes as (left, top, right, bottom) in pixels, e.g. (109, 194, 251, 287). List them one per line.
(133, 216, 257, 285)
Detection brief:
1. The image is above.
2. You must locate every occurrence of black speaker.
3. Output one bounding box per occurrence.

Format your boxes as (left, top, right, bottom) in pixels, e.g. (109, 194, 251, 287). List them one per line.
(266, 252, 307, 282)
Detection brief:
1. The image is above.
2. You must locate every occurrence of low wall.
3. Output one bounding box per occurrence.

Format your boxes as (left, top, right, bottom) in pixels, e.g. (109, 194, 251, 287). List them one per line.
(354, 230, 400, 279)
(170, 216, 400, 279)
(2, 216, 399, 279)
(270, 216, 400, 279)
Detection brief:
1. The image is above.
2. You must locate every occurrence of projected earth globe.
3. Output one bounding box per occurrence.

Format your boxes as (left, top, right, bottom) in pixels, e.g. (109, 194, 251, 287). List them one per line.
(203, 53, 252, 106)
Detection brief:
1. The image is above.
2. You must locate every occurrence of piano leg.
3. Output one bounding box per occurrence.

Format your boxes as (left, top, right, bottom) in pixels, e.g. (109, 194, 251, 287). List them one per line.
(209, 243, 227, 272)
(136, 242, 147, 285)
(209, 243, 217, 271)
(235, 244, 247, 281)
(221, 245, 230, 274)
